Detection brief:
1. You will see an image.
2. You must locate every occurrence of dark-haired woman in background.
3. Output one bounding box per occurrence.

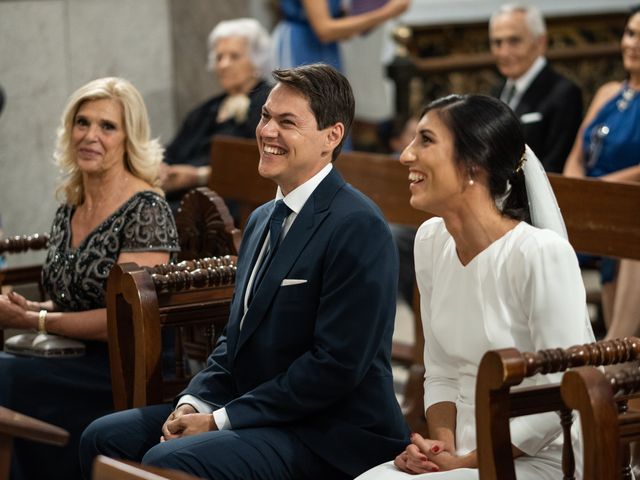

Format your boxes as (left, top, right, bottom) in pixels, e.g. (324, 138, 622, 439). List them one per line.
(563, 5, 640, 340)
(356, 94, 594, 479)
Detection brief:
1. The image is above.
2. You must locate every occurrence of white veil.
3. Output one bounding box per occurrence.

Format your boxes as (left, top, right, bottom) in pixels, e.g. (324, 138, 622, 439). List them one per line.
(522, 144, 568, 239)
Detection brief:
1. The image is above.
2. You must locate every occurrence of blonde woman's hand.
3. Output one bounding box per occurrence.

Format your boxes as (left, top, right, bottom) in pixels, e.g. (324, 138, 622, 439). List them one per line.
(0, 294, 32, 329)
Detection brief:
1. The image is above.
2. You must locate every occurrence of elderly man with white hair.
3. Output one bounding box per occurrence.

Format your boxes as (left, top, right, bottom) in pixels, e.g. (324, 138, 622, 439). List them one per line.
(489, 3, 583, 173)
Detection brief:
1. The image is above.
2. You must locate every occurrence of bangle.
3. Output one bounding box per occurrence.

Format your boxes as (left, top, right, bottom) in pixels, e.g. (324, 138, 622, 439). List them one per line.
(38, 309, 47, 334)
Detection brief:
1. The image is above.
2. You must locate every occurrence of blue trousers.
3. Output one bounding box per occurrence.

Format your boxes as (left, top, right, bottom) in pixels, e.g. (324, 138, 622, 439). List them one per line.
(80, 404, 347, 480)
(0, 342, 112, 480)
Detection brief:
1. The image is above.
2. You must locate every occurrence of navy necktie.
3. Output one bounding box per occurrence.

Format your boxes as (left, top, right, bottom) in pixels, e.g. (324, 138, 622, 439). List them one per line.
(250, 200, 291, 301)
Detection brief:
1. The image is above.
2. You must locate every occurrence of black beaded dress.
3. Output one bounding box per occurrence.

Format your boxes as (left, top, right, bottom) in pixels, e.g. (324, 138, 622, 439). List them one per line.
(0, 190, 179, 480)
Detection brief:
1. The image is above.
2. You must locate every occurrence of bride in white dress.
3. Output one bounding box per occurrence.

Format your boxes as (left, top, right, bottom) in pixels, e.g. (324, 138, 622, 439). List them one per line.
(356, 94, 594, 479)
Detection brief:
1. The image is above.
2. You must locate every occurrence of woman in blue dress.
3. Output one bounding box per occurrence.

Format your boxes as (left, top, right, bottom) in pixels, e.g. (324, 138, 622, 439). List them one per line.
(563, 5, 640, 341)
(273, 0, 410, 72)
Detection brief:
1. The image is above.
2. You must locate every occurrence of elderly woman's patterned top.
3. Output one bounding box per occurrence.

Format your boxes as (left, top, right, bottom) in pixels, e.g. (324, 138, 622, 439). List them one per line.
(41, 190, 179, 312)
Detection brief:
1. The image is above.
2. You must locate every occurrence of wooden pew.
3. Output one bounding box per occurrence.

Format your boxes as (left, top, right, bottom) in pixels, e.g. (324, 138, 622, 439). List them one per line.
(0, 406, 68, 480)
(209, 136, 640, 436)
(0, 233, 49, 292)
(475, 176, 640, 479)
(107, 256, 237, 410)
(209, 136, 640, 262)
(562, 363, 640, 480)
(107, 187, 243, 410)
(209, 136, 425, 229)
(174, 187, 240, 261)
(93, 455, 202, 480)
(476, 337, 640, 480)
(548, 174, 640, 260)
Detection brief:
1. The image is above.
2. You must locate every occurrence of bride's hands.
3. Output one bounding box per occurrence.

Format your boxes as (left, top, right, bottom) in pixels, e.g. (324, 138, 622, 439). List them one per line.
(394, 432, 475, 474)
(394, 433, 446, 474)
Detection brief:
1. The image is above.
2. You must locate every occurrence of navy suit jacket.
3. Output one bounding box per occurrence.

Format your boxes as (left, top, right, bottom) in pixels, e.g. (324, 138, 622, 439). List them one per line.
(493, 64, 583, 173)
(181, 168, 410, 477)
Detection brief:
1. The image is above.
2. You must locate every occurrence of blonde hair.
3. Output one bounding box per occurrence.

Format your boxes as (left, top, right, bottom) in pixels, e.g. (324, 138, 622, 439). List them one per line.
(54, 77, 163, 205)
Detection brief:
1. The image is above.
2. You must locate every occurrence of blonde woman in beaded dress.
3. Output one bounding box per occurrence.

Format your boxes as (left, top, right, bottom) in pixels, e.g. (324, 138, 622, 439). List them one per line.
(0, 77, 179, 480)
(357, 94, 594, 479)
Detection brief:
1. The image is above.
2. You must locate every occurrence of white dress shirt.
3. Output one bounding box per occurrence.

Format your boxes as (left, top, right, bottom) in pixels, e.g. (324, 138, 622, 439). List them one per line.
(501, 56, 547, 110)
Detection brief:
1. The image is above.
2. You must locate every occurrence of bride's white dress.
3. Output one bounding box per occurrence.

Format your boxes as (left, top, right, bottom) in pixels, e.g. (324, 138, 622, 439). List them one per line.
(357, 218, 594, 480)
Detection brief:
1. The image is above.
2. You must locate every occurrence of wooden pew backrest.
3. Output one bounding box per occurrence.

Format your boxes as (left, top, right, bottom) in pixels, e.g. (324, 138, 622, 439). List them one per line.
(211, 138, 640, 262)
(175, 187, 240, 260)
(209, 136, 429, 228)
(210, 136, 640, 438)
(548, 174, 640, 260)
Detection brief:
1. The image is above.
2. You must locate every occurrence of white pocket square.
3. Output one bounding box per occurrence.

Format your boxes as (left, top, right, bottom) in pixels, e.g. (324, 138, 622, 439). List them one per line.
(520, 112, 543, 124)
(281, 279, 307, 286)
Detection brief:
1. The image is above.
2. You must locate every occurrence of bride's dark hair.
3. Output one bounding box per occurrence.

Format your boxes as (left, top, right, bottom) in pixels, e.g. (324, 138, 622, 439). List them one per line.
(421, 94, 530, 223)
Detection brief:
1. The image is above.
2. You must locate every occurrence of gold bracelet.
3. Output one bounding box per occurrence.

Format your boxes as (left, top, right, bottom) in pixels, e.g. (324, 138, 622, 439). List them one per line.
(38, 309, 47, 334)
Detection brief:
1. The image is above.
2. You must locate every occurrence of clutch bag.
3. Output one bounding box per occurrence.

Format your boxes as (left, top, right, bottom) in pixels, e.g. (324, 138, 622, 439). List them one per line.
(4, 332, 85, 358)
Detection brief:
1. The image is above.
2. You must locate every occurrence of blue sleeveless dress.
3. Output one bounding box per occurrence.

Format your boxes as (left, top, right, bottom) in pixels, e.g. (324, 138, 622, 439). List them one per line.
(583, 84, 640, 178)
(273, 0, 343, 71)
(580, 85, 640, 283)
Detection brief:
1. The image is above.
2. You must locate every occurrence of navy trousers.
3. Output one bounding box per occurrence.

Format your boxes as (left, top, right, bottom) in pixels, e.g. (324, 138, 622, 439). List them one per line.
(0, 342, 112, 480)
(80, 404, 348, 480)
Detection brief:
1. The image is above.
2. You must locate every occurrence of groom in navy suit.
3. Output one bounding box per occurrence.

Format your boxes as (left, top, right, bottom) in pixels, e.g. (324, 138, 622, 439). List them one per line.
(80, 63, 409, 480)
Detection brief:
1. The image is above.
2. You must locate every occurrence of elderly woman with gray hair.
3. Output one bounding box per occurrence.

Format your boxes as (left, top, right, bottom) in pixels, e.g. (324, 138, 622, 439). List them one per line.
(160, 17, 272, 210)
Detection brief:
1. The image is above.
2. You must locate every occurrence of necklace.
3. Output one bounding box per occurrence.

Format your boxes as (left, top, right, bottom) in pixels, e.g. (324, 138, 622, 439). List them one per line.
(616, 85, 637, 112)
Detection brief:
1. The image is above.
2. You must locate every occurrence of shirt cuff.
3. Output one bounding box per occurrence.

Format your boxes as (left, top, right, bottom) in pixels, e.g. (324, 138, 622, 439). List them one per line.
(176, 395, 213, 414)
(213, 408, 232, 430)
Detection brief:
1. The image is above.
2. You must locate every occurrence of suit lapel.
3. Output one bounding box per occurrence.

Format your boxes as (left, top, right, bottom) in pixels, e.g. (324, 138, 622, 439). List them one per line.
(232, 168, 345, 360)
(515, 64, 550, 117)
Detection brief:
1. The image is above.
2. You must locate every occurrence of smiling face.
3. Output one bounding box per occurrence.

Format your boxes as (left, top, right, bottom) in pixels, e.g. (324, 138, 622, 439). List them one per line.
(72, 98, 127, 176)
(214, 36, 256, 95)
(490, 11, 545, 80)
(399, 111, 466, 215)
(622, 12, 640, 76)
(256, 83, 342, 195)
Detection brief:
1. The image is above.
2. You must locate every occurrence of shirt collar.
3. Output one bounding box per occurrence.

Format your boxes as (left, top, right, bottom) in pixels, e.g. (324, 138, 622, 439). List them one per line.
(275, 163, 333, 214)
(510, 56, 547, 93)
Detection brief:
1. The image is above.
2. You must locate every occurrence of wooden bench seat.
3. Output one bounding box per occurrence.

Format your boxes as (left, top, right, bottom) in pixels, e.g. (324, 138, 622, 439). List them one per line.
(0, 406, 68, 480)
(93, 455, 202, 480)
